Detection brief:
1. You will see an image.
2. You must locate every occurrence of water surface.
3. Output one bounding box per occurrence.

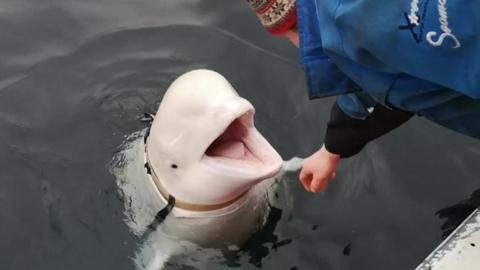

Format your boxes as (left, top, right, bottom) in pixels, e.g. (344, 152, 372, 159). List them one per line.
(1, 1, 480, 269)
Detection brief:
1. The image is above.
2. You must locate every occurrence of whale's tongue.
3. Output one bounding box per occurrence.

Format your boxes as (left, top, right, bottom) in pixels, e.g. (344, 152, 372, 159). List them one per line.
(206, 140, 246, 159)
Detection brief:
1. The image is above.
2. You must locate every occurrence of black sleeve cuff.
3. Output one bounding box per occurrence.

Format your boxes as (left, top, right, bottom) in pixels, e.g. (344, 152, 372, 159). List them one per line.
(324, 100, 414, 158)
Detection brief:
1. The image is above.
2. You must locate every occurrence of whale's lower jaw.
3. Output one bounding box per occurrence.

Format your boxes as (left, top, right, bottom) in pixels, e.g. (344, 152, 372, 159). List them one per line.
(202, 110, 282, 181)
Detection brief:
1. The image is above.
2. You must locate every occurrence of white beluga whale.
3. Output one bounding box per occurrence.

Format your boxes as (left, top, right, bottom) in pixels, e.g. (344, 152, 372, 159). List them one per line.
(110, 70, 299, 269)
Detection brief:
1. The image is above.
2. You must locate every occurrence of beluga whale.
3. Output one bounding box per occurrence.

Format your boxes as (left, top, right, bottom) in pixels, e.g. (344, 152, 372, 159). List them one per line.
(111, 69, 294, 269)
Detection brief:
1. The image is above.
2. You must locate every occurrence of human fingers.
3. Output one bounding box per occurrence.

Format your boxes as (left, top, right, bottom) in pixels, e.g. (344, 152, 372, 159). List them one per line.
(310, 175, 328, 193)
(299, 168, 313, 192)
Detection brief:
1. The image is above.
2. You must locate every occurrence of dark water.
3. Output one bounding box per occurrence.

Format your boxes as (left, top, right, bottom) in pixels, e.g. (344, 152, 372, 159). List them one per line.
(1, 1, 480, 269)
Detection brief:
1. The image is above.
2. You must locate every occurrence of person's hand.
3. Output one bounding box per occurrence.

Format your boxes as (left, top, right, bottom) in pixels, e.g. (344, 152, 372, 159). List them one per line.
(299, 145, 340, 193)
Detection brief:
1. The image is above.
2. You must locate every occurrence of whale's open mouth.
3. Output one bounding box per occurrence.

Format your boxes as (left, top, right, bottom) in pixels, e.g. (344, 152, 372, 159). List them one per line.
(205, 111, 255, 161)
(203, 110, 281, 179)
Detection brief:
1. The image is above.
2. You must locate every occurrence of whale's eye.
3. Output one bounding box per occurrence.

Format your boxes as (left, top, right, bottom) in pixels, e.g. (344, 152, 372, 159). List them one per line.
(171, 164, 178, 169)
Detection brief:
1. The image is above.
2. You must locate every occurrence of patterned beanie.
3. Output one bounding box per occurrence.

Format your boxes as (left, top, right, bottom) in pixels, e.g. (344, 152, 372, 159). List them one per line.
(247, 0, 297, 35)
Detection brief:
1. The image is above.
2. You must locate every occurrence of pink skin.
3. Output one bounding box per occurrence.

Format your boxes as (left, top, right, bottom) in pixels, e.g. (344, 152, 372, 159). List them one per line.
(279, 30, 341, 193)
(206, 113, 252, 160)
(299, 145, 340, 193)
(281, 29, 300, 47)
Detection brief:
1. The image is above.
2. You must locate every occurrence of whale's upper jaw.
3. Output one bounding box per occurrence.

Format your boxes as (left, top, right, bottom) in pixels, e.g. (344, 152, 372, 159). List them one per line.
(203, 107, 282, 181)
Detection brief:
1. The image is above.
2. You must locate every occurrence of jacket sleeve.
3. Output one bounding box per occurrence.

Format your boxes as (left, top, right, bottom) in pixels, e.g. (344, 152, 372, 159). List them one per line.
(324, 99, 414, 158)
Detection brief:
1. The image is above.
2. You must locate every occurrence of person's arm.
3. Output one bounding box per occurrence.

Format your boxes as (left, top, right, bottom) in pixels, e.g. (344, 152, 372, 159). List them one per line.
(299, 100, 414, 192)
(325, 100, 414, 158)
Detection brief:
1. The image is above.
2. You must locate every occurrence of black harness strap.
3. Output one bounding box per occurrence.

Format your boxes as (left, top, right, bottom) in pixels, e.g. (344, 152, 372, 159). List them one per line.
(141, 112, 176, 231)
(147, 195, 176, 231)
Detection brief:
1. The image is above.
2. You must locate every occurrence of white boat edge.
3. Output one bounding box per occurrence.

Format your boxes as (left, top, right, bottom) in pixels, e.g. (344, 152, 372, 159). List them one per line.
(416, 208, 480, 270)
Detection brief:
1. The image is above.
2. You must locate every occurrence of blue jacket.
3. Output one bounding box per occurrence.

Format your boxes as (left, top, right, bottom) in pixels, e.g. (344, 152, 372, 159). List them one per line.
(297, 0, 480, 139)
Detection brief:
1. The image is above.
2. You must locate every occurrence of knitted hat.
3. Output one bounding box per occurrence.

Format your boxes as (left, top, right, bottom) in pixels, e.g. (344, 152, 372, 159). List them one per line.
(247, 0, 297, 35)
